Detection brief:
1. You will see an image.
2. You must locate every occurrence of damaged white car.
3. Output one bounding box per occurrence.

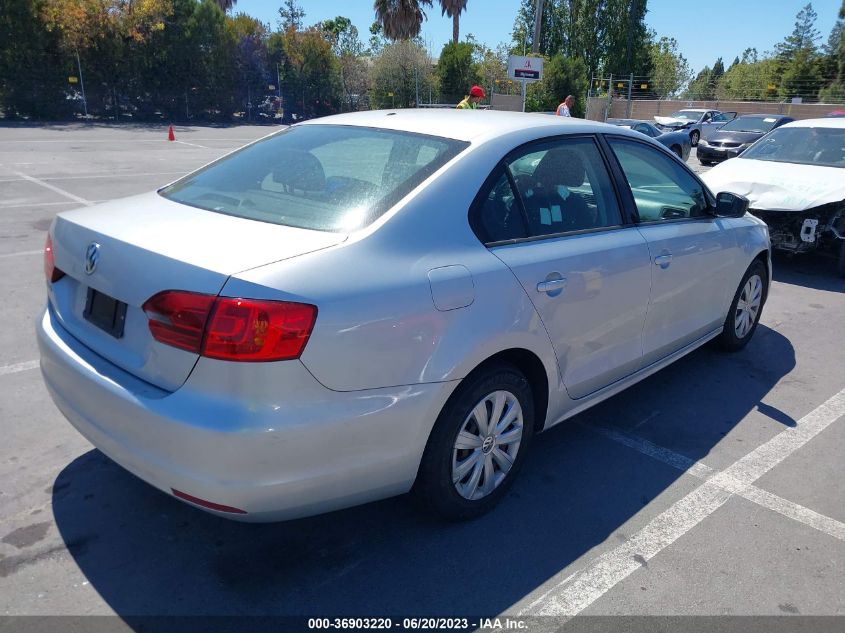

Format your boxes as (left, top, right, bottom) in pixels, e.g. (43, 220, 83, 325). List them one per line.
(702, 118, 845, 276)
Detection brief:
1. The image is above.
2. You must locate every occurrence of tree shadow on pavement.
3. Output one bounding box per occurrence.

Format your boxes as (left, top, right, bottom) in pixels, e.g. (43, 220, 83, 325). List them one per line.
(50, 326, 795, 622)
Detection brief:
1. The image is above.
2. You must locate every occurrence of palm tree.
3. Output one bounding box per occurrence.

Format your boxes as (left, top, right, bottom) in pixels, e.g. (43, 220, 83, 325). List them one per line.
(373, 0, 433, 41)
(439, 0, 467, 44)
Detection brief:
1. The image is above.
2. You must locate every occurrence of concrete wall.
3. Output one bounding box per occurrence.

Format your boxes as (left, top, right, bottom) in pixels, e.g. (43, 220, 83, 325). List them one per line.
(608, 99, 844, 121)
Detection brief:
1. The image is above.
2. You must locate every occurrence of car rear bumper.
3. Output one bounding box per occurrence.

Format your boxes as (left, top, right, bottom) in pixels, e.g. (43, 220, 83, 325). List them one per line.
(37, 304, 457, 522)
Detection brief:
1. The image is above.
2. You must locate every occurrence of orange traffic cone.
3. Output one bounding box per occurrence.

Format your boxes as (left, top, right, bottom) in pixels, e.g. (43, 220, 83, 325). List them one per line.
(167, 125, 175, 141)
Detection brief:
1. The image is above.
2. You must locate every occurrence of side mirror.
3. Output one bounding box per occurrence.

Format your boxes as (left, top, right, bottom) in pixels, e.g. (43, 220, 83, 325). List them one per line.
(715, 192, 749, 218)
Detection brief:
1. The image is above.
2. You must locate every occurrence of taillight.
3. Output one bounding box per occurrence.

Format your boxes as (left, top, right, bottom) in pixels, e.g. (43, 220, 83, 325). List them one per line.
(44, 235, 65, 283)
(203, 297, 317, 362)
(143, 291, 317, 362)
(142, 291, 215, 354)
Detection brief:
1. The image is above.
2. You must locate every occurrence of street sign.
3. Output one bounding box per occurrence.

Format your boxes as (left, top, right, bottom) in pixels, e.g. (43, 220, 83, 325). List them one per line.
(508, 56, 543, 82)
(68, 76, 78, 84)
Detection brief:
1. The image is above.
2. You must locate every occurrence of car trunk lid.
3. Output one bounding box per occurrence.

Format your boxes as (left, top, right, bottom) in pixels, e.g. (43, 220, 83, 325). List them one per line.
(48, 192, 346, 391)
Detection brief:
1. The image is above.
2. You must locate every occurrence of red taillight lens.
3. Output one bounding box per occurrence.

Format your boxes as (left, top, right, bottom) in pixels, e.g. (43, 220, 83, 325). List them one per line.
(142, 291, 216, 354)
(143, 291, 317, 362)
(44, 235, 65, 283)
(203, 298, 317, 362)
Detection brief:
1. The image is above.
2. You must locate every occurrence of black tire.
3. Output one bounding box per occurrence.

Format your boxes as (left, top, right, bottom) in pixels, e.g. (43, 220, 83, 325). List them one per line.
(690, 129, 700, 146)
(717, 260, 767, 352)
(699, 158, 712, 166)
(414, 362, 534, 520)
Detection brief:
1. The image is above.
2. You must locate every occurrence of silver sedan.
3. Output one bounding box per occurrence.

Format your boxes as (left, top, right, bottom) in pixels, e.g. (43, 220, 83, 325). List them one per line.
(38, 111, 771, 522)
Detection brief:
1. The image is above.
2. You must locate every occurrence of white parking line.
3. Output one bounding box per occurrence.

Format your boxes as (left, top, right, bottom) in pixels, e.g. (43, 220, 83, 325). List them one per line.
(514, 386, 845, 617)
(588, 424, 845, 541)
(0, 360, 39, 376)
(0, 171, 183, 183)
(174, 140, 210, 149)
(11, 171, 92, 206)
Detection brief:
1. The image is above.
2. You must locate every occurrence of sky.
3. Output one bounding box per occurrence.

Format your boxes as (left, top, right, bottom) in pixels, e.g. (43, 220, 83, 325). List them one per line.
(234, 0, 843, 74)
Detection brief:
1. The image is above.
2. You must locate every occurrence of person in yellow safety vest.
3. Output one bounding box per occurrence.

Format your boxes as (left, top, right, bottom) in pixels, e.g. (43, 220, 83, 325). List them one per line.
(457, 85, 486, 109)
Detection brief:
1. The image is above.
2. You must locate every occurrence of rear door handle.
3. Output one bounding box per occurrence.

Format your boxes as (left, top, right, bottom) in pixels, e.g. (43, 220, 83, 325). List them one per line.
(537, 278, 567, 294)
(654, 254, 673, 269)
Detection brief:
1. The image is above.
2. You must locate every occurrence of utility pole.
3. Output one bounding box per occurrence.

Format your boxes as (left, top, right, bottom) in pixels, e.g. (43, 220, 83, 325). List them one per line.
(532, 0, 544, 54)
(75, 50, 88, 118)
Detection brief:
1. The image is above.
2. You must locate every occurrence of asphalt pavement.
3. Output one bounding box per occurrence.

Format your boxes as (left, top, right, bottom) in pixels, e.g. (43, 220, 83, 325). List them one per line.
(0, 124, 843, 629)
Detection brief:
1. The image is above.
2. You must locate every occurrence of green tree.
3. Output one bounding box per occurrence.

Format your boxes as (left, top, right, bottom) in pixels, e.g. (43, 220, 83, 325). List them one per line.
(278, 0, 305, 31)
(526, 54, 588, 115)
(277, 26, 342, 118)
(776, 3, 824, 100)
(322, 16, 364, 57)
(819, 0, 845, 101)
(715, 58, 780, 101)
(369, 39, 432, 107)
(0, 0, 68, 118)
(437, 41, 479, 102)
(647, 36, 691, 98)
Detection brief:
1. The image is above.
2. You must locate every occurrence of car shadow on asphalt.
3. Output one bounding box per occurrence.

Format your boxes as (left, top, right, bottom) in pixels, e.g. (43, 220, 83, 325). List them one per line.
(50, 326, 795, 621)
(772, 252, 845, 293)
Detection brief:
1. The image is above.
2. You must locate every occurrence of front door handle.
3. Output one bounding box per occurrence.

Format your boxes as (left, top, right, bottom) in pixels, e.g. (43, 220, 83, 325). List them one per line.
(654, 254, 673, 269)
(537, 278, 567, 294)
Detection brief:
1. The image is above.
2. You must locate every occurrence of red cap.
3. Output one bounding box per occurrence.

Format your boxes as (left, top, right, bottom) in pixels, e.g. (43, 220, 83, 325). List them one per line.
(469, 85, 485, 98)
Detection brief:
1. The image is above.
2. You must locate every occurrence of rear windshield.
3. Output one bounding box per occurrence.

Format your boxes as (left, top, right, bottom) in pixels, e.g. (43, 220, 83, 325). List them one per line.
(160, 125, 468, 232)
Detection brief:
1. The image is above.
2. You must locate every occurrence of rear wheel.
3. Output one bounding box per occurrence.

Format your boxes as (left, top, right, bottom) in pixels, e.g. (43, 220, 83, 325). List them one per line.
(717, 260, 767, 352)
(414, 363, 534, 520)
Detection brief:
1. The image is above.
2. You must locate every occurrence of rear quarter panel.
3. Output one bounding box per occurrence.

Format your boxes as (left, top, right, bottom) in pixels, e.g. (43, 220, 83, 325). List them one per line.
(225, 136, 562, 404)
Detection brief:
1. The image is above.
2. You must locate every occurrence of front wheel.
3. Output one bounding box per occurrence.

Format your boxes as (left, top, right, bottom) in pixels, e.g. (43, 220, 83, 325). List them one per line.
(414, 363, 534, 520)
(690, 130, 700, 146)
(717, 260, 767, 352)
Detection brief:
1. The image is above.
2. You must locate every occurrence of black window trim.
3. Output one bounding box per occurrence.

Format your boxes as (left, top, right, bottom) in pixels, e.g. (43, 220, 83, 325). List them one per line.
(468, 133, 633, 247)
(600, 133, 718, 226)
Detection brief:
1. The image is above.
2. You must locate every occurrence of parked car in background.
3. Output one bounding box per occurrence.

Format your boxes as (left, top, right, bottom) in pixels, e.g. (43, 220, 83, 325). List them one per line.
(697, 114, 794, 165)
(702, 118, 845, 275)
(39, 110, 770, 523)
(653, 108, 736, 146)
(607, 118, 691, 160)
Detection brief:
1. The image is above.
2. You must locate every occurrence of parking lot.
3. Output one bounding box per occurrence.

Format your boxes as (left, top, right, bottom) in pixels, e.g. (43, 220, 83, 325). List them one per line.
(1, 124, 843, 626)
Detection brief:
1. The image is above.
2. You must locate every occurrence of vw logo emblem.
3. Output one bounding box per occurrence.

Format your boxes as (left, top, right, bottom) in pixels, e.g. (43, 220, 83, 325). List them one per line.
(84, 242, 100, 275)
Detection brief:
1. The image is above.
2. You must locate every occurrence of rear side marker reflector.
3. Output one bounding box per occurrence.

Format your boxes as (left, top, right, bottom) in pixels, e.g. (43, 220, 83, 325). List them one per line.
(143, 290, 317, 362)
(171, 488, 247, 514)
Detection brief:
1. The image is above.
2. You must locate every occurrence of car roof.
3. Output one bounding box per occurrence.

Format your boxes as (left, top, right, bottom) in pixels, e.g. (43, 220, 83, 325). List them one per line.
(781, 117, 845, 129)
(297, 109, 630, 143)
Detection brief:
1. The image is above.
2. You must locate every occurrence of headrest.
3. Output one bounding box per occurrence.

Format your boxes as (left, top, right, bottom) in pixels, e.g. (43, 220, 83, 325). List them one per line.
(532, 148, 585, 188)
(272, 149, 326, 191)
